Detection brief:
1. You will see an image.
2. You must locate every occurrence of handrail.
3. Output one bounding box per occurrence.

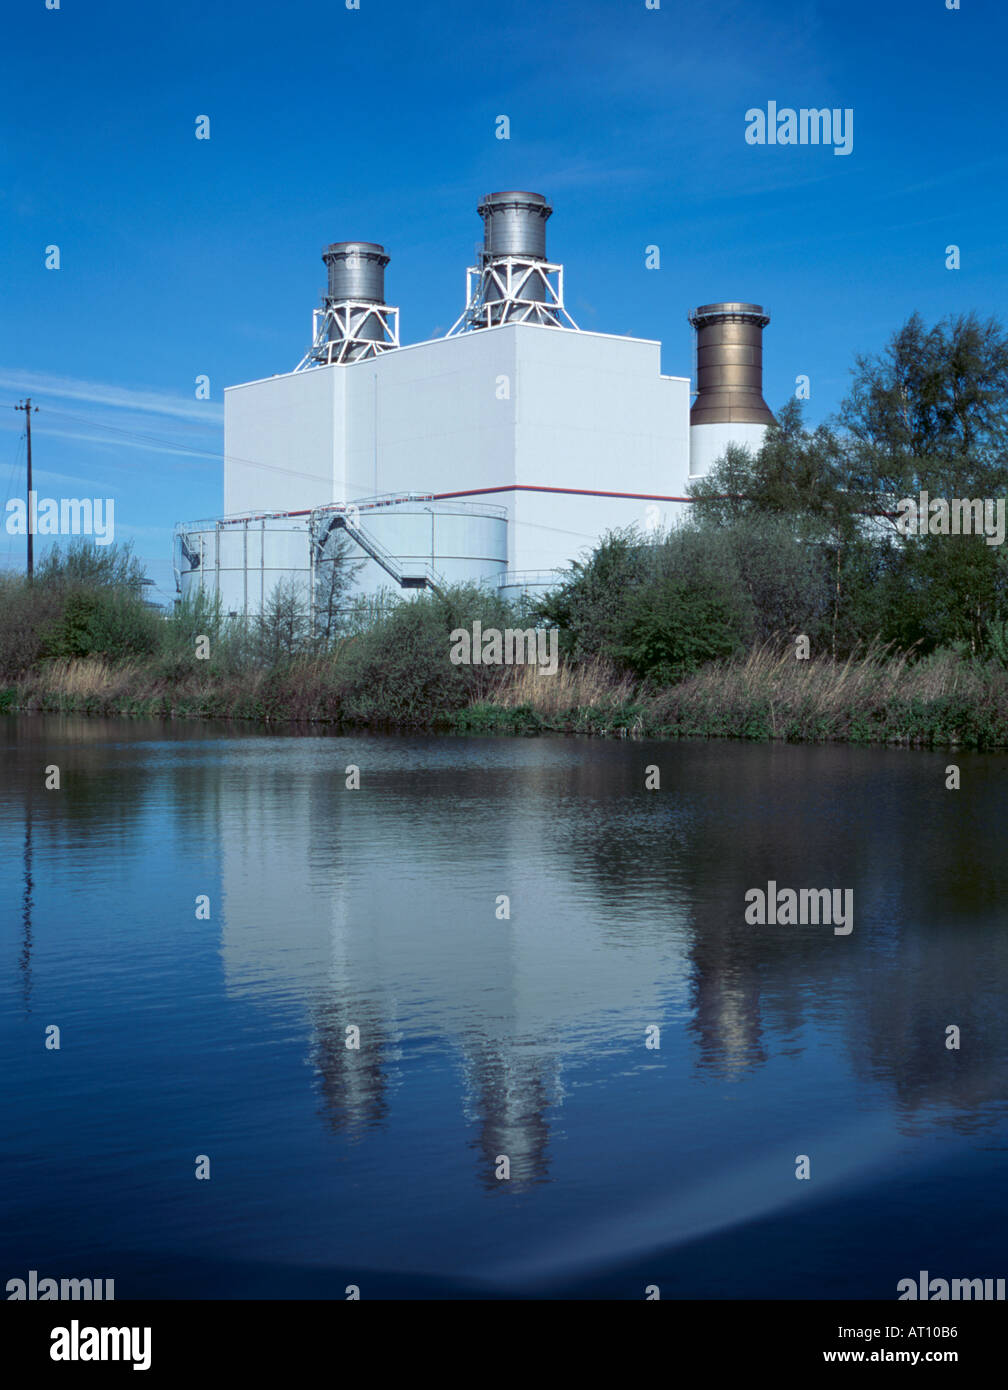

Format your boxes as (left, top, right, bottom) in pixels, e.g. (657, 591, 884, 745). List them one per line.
(316, 509, 447, 599)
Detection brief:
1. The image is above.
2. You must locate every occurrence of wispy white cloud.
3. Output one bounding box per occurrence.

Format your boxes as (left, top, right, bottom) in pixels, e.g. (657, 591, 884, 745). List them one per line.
(1, 467, 109, 493)
(18, 423, 218, 465)
(0, 369, 224, 424)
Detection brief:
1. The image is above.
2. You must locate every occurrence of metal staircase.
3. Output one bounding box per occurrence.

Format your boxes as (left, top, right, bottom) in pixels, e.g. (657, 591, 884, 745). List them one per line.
(313, 508, 447, 598)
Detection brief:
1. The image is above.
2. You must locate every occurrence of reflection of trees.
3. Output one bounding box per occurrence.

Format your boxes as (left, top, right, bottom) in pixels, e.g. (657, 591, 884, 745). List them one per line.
(7, 712, 236, 846)
(21, 710, 1000, 1162)
(537, 740, 1008, 1126)
(849, 926, 1008, 1133)
(6, 714, 244, 1030)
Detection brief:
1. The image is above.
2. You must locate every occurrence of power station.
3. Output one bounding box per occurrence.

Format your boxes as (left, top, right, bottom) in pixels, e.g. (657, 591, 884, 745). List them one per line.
(173, 191, 774, 618)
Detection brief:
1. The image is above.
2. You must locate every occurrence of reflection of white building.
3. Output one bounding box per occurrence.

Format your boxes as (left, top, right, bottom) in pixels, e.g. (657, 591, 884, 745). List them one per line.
(216, 742, 693, 1179)
(175, 192, 774, 615)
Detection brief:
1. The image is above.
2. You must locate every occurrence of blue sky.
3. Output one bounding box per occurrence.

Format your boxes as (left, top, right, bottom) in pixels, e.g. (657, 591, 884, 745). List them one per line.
(2, 0, 1004, 601)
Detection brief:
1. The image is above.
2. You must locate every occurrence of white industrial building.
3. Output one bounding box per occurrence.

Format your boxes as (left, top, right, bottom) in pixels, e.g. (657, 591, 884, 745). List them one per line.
(174, 191, 774, 618)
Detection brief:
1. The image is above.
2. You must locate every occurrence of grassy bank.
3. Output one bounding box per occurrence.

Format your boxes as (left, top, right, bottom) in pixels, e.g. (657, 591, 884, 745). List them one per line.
(458, 645, 1008, 746)
(6, 644, 1008, 747)
(6, 539, 1008, 748)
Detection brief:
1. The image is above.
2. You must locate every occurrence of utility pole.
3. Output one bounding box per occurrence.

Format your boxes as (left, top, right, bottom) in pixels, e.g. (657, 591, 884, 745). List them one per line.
(14, 398, 37, 579)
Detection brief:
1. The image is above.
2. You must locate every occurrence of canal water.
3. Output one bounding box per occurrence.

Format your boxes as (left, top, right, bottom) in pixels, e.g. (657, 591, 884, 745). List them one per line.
(2, 715, 1006, 1298)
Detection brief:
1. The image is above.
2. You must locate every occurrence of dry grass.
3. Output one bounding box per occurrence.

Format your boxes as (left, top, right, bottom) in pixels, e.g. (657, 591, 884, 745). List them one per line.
(488, 655, 635, 713)
(466, 639, 1008, 746)
(33, 658, 142, 699)
(9, 641, 1008, 748)
(644, 639, 1005, 743)
(677, 640, 966, 714)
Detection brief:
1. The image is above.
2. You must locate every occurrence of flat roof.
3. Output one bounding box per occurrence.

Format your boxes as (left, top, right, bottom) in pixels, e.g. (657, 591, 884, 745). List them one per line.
(225, 320, 690, 392)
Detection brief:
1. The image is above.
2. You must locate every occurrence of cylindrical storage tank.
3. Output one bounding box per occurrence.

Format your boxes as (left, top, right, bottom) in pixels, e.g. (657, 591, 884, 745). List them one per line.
(689, 302, 773, 425)
(478, 192, 551, 260)
(496, 570, 566, 603)
(175, 515, 312, 618)
(343, 498, 508, 597)
(323, 241, 389, 304)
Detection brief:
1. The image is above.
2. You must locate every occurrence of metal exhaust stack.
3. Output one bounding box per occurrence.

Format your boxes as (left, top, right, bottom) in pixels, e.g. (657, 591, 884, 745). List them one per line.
(295, 241, 400, 370)
(447, 190, 578, 334)
(687, 301, 773, 477)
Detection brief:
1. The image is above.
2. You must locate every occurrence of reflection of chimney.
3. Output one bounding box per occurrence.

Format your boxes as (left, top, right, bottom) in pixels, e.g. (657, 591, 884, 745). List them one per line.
(690, 973, 767, 1077)
(461, 1035, 555, 1188)
(310, 996, 393, 1138)
(687, 302, 774, 479)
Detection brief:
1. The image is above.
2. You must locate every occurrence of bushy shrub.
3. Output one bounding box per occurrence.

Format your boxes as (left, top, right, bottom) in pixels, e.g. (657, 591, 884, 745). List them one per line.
(334, 584, 523, 724)
(36, 538, 149, 595)
(335, 598, 468, 724)
(535, 524, 757, 682)
(0, 541, 158, 677)
(156, 589, 257, 680)
(0, 574, 64, 678)
(614, 575, 745, 684)
(986, 616, 1008, 670)
(165, 588, 225, 654)
(40, 588, 163, 662)
(534, 528, 652, 663)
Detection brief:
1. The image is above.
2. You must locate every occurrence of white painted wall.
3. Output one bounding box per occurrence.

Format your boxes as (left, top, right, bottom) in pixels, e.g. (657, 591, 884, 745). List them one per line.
(343, 328, 517, 502)
(509, 325, 690, 570)
(224, 366, 344, 515)
(220, 321, 695, 583)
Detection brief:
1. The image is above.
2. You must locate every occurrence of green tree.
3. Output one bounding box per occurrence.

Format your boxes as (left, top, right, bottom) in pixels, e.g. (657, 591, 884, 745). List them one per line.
(313, 528, 365, 650)
(335, 585, 522, 723)
(534, 527, 656, 663)
(37, 538, 150, 596)
(41, 589, 162, 661)
(257, 577, 311, 664)
(689, 402, 865, 656)
(840, 311, 1008, 653)
(614, 575, 744, 684)
(840, 311, 1008, 515)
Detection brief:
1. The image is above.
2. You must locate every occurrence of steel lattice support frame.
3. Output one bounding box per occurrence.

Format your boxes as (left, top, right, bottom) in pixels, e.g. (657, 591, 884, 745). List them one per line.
(446, 257, 578, 335)
(295, 302, 400, 371)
